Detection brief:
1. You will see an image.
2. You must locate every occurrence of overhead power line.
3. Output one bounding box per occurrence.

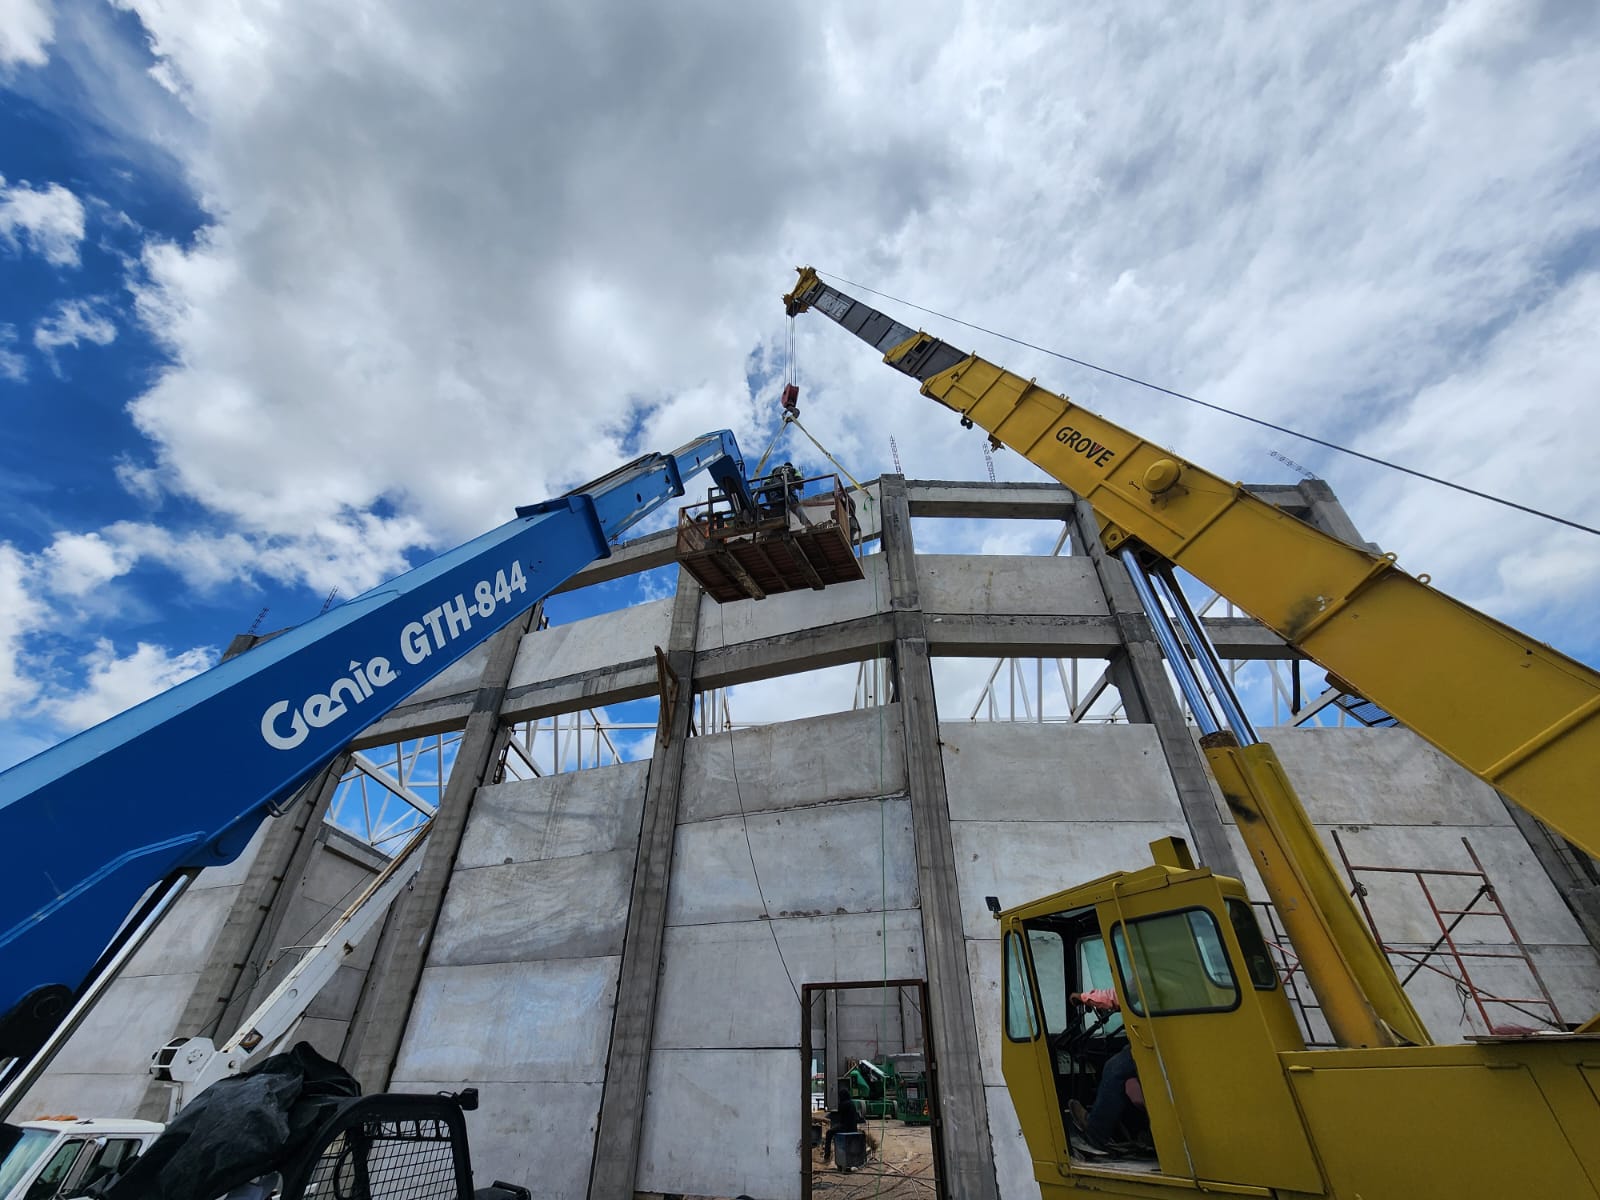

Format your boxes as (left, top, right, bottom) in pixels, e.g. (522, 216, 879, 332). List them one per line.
(817, 270, 1600, 539)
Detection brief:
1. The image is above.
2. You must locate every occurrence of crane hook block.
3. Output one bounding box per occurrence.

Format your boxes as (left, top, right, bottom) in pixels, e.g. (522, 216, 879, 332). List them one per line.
(781, 383, 800, 413)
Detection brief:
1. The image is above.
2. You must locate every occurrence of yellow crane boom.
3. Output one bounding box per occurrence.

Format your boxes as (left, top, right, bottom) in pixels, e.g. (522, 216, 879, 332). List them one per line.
(784, 266, 1600, 861)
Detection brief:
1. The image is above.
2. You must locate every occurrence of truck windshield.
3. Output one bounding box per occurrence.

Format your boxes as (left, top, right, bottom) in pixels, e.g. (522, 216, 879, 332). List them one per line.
(0, 1130, 58, 1196)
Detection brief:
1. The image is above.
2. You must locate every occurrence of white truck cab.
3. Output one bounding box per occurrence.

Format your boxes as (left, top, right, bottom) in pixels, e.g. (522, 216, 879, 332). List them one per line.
(0, 1117, 163, 1200)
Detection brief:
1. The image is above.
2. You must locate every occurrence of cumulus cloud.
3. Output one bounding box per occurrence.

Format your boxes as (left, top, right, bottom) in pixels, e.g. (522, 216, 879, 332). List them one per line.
(0, 173, 85, 266)
(33, 296, 117, 365)
(90, 3, 1596, 619)
(37, 637, 213, 732)
(0, 0, 53, 67)
(4, 0, 1600, 752)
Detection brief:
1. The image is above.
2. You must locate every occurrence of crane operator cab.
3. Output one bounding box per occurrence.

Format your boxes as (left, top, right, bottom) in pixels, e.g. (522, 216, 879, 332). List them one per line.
(995, 836, 1327, 1197)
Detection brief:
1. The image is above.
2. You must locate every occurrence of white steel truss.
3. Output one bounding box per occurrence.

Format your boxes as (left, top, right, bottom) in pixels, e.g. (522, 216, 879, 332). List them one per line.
(499, 705, 659, 779)
(327, 733, 458, 852)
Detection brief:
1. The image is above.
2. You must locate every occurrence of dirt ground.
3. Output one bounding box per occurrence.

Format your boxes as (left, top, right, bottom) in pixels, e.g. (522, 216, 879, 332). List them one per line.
(810, 1119, 937, 1200)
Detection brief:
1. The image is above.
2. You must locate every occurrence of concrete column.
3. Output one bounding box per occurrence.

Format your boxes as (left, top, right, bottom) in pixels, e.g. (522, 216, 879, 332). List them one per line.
(879, 476, 1000, 1200)
(136, 758, 346, 1119)
(823, 990, 840, 1089)
(207, 760, 350, 1042)
(340, 608, 538, 1089)
(587, 574, 703, 1200)
(1070, 501, 1240, 876)
(1500, 798, 1600, 951)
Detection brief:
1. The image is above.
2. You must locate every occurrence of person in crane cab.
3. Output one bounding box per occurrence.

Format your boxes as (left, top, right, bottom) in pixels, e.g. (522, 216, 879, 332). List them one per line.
(1066, 988, 1137, 1157)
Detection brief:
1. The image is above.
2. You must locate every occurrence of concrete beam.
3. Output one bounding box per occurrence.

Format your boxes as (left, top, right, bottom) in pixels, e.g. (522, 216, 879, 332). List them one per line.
(552, 528, 679, 594)
(350, 696, 476, 749)
(340, 606, 538, 1089)
(587, 574, 703, 1200)
(501, 660, 660, 724)
(922, 612, 1288, 659)
(880, 475, 1001, 1200)
(693, 612, 891, 690)
(905, 479, 1075, 520)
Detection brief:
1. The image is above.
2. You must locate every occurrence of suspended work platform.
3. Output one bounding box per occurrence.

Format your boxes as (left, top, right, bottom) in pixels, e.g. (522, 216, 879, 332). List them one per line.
(676, 471, 864, 603)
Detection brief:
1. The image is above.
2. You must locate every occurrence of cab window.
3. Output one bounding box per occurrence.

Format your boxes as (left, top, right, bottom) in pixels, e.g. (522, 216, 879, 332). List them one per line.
(1027, 928, 1069, 1037)
(1003, 931, 1040, 1040)
(1111, 908, 1240, 1015)
(0, 1131, 56, 1196)
(23, 1140, 85, 1200)
(76, 1138, 143, 1193)
(1074, 934, 1124, 1037)
(1226, 899, 1281, 990)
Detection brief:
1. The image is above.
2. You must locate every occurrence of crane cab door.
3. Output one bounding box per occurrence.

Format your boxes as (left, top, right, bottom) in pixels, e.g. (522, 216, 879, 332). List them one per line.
(1002, 874, 1324, 1195)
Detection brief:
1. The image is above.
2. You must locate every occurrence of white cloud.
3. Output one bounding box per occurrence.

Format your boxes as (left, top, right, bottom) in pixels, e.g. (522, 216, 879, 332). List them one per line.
(4, 0, 1600, 758)
(0, 324, 24, 381)
(0, 544, 45, 712)
(39, 529, 137, 596)
(33, 297, 117, 362)
(91, 0, 1597, 627)
(0, 173, 85, 266)
(0, 0, 53, 67)
(37, 637, 214, 732)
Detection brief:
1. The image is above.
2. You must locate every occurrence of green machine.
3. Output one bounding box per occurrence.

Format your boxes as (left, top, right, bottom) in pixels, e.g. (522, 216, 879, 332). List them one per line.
(842, 1055, 931, 1124)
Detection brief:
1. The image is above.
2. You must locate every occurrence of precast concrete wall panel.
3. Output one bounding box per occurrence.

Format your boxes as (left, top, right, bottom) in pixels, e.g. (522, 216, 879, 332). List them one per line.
(390, 759, 651, 1198)
(1264, 726, 1512, 827)
(941, 723, 1188, 823)
(835, 987, 909, 1061)
(916, 555, 1108, 617)
(664, 799, 918, 926)
(636, 1048, 797, 1200)
(507, 598, 673, 692)
(430, 847, 634, 964)
(398, 639, 494, 708)
(696, 555, 888, 649)
(394, 957, 621, 1083)
(456, 761, 649, 867)
(653, 912, 925, 1049)
(394, 1078, 604, 1200)
(678, 707, 907, 823)
(941, 723, 1193, 939)
(639, 709, 926, 1199)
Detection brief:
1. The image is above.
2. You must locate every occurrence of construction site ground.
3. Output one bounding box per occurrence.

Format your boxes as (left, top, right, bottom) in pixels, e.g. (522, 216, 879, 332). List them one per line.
(811, 1120, 937, 1200)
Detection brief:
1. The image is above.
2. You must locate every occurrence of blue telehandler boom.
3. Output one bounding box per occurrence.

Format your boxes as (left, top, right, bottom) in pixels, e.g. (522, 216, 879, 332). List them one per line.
(0, 431, 754, 1087)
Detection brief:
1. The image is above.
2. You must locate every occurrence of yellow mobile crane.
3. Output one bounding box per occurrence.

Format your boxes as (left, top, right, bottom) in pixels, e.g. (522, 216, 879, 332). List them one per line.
(784, 267, 1600, 1200)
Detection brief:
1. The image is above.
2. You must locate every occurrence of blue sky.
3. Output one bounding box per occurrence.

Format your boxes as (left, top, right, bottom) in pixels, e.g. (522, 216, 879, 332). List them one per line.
(1, 0, 1598, 775)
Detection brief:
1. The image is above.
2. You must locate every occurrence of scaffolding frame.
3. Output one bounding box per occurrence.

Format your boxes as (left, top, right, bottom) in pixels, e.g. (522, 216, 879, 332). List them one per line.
(1331, 831, 1565, 1033)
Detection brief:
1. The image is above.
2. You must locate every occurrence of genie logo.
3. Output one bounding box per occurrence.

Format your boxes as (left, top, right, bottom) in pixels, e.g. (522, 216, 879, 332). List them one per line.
(260, 657, 400, 751)
(257, 559, 528, 752)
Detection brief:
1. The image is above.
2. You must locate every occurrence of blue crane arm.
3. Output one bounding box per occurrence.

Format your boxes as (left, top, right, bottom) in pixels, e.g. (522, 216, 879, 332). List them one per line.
(0, 432, 751, 1062)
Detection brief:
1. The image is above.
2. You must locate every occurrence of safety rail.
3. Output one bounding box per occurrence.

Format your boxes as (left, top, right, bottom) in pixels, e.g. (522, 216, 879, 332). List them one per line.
(676, 472, 864, 603)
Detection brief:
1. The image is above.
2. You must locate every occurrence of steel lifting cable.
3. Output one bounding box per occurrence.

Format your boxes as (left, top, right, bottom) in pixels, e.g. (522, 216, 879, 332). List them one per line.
(815, 269, 1600, 539)
(790, 418, 869, 494)
(752, 316, 802, 479)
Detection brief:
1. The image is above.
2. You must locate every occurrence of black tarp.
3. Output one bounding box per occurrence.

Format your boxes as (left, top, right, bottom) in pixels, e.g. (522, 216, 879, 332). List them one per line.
(96, 1041, 359, 1200)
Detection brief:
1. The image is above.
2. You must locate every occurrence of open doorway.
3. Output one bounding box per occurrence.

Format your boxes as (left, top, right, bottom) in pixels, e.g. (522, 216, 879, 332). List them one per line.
(801, 981, 945, 1200)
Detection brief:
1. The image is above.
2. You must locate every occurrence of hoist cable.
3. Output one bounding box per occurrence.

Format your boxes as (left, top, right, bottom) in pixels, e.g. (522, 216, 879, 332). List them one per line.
(815, 270, 1600, 539)
(790, 417, 867, 494)
(752, 420, 790, 479)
